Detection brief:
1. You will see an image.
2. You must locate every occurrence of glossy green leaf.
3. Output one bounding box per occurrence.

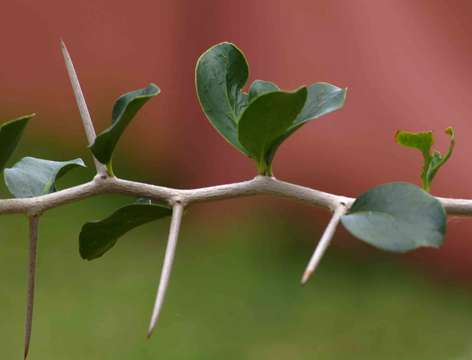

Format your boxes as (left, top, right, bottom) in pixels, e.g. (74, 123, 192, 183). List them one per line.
(4, 157, 85, 198)
(196, 43, 347, 174)
(195, 42, 249, 154)
(263, 83, 347, 165)
(395, 127, 455, 192)
(341, 182, 446, 252)
(293, 83, 347, 126)
(79, 202, 172, 260)
(0, 114, 34, 171)
(238, 87, 307, 175)
(90, 83, 160, 168)
(248, 80, 279, 102)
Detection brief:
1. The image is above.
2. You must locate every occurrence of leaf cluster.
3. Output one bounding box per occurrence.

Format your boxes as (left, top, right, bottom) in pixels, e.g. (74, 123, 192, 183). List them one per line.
(196, 43, 347, 175)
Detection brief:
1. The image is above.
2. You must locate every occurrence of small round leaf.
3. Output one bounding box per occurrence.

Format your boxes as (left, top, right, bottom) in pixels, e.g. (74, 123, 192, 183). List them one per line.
(341, 182, 446, 252)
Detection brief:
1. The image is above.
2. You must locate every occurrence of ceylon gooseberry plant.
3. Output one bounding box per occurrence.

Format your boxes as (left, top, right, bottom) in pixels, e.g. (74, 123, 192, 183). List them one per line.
(0, 41, 462, 358)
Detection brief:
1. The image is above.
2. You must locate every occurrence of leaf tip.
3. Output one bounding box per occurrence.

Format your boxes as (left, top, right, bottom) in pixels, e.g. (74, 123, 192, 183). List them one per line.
(445, 126, 455, 138)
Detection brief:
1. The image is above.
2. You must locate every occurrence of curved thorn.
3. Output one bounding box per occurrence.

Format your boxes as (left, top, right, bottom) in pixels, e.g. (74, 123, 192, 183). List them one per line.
(147, 203, 184, 338)
(301, 204, 347, 285)
(24, 215, 39, 359)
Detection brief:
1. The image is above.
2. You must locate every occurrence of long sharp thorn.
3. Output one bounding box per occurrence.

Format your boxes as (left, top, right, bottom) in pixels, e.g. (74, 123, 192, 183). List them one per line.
(24, 216, 39, 359)
(147, 203, 184, 338)
(60, 39, 106, 175)
(301, 204, 347, 285)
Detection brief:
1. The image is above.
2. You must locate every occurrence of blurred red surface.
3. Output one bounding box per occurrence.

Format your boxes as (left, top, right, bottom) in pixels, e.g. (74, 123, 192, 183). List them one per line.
(1, 0, 472, 275)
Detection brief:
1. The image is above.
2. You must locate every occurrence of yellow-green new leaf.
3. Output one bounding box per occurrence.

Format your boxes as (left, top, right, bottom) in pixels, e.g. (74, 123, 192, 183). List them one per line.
(395, 127, 455, 191)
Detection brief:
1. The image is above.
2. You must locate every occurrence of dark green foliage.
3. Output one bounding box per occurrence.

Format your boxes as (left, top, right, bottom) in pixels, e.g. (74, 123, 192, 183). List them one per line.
(79, 201, 172, 260)
(196, 42, 346, 175)
(4, 157, 85, 198)
(90, 83, 160, 172)
(238, 88, 307, 175)
(0, 114, 34, 172)
(341, 182, 446, 252)
(195, 42, 250, 154)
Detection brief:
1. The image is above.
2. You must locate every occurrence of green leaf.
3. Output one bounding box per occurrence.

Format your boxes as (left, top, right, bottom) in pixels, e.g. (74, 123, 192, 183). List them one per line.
(0, 114, 34, 171)
(195, 42, 250, 154)
(238, 87, 307, 175)
(395, 127, 455, 192)
(293, 82, 347, 126)
(4, 157, 85, 198)
(248, 80, 279, 102)
(341, 182, 446, 252)
(79, 202, 172, 260)
(90, 83, 160, 168)
(195, 43, 347, 174)
(264, 82, 347, 167)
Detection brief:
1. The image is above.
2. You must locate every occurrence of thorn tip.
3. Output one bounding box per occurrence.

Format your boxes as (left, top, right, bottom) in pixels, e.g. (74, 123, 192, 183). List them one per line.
(301, 270, 312, 285)
(147, 204, 184, 339)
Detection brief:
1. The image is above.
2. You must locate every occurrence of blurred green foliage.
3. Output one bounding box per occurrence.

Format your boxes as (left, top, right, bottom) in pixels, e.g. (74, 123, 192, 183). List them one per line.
(0, 193, 471, 359)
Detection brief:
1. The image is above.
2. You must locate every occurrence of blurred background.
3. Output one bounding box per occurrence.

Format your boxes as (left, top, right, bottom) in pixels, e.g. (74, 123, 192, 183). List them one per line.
(2, 0, 472, 358)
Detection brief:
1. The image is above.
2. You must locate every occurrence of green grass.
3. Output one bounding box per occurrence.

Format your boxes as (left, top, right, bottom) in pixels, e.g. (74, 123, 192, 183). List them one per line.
(0, 197, 472, 359)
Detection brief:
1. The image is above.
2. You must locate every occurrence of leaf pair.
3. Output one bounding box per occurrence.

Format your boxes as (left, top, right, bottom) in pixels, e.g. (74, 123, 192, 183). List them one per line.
(196, 42, 346, 175)
(395, 127, 455, 192)
(90, 83, 160, 174)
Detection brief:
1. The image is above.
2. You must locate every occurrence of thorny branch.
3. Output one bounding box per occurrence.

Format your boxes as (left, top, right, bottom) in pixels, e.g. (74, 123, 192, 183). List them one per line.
(11, 41, 472, 357)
